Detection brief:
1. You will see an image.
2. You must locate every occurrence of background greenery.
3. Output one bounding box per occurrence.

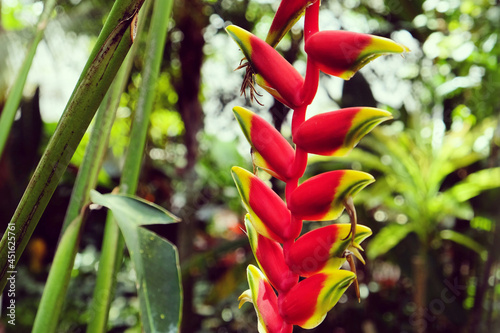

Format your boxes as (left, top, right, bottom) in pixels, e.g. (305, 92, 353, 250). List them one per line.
(0, 0, 499, 332)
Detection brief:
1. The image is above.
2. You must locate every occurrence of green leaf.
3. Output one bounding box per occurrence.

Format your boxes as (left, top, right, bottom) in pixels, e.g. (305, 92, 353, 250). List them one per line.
(440, 230, 488, 260)
(90, 190, 182, 332)
(445, 167, 500, 202)
(367, 223, 413, 260)
(428, 121, 485, 189)
(91, 190, 179, 225)
(0, 0, 57, 156)
(429, 193, 474, 221)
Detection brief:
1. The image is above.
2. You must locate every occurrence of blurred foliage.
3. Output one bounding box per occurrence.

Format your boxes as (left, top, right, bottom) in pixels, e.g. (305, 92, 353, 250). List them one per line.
(1, 0, 499, 332)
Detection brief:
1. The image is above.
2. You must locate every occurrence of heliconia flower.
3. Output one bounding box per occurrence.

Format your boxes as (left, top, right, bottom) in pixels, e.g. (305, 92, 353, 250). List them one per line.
(279, 270, 356, 329)
(231, 166, 297, 242)
(226, 25, 305, 108)
(233, 106, 295, 181)
(245, 215, 299, 292)
(239, 265, 293, 333)
(305, 30, 409, 80)
(265, 0, 319, 47)
(286, 224, 372, 276)
(288, 170, 374, 221)
(293, 107, 392, 156)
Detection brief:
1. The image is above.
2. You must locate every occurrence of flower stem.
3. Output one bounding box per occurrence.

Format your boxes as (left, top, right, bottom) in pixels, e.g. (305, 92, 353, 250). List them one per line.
(300, 1, 320, 106)
(304, 0, 319, 42)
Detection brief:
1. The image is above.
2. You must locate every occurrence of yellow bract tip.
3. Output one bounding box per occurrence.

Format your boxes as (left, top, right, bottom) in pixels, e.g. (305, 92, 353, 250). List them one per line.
(366, 35, 410, 55)
(225, 25, 253, 57)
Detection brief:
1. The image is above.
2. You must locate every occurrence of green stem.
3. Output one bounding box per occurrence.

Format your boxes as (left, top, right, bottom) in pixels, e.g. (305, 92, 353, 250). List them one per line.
(86, 212, 125, 333)
(31, 209, 87, 333)
(60, 52, 135, 234)
(32, 45, 139, 333)
(88, 0, 173, 330)
(0, 0, 57, 156)
(0, 0, 145, 292)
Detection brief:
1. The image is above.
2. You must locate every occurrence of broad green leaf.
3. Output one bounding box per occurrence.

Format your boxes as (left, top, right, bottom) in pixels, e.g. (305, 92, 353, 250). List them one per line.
(367, 223, 413, 260)
(440, 230, 487, 260)
(90, 190, 182, 333)
(445, 167, 500, 202)
(91, 190, 179, 225)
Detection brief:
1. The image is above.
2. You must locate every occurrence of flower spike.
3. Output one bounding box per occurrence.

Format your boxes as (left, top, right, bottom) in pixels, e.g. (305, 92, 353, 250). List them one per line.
(305, 30, 409, 80)
(293, 107, 393, 156)
(288, 170, 374, 221)
(240, 265, 293, 333)
(231, 167, 296, 242)
(233, 106, 295, 181)
(226, 25, 305, 108)
(286, 224, 372, 276)
(279, 270, 356, 328)
(226, 0, 403, 325)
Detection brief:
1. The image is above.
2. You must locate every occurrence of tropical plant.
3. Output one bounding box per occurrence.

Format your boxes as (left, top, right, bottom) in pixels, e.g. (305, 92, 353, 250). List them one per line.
(0, 0, 183, 331)
(358, 114, 499, 332)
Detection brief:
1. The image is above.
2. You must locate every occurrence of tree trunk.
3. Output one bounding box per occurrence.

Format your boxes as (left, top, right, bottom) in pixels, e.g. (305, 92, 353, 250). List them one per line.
(412, 247, 428, 333)
(172, 0, 207, 331)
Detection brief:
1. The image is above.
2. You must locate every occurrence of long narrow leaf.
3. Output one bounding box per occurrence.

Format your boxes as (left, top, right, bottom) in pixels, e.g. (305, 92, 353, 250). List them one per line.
(444, 167, 500, 202)
(0, 0, 57, 156)
(440, 230, 488, 260)
(367, 223, 414, 260)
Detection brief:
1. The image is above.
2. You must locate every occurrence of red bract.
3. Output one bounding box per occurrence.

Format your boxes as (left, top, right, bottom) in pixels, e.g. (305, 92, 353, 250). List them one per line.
(233, 106, 295, 180)
(231, 167, 298, 242)
(245, 216, 299, 293)
(227, 0, 407, 330)
(279, 270, 356, 328)
(288, 170, 374, 221)
(293, 107, 393, 156)
(226, 25, 304, 108)
(305, 30, 409, 79)
(266, 0, 319, 47)
(239, 265, 293, 333)
(286, 224, 372, 276)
